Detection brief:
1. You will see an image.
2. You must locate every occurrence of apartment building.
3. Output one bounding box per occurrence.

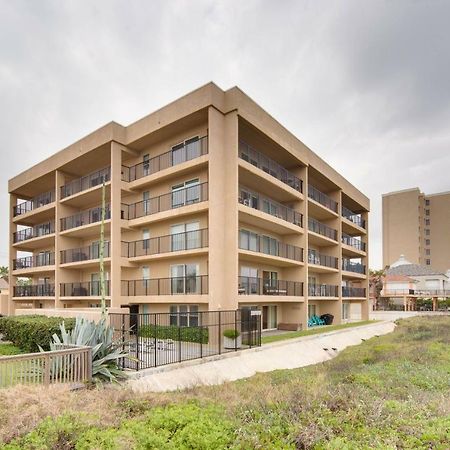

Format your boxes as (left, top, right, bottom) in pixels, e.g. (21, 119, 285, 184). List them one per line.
(8, 83, 369, 330)
(382, 188, 450, 273)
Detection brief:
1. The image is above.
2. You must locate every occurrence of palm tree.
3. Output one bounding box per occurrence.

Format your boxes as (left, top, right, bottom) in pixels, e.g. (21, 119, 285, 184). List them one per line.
(0, 266, 8, 282)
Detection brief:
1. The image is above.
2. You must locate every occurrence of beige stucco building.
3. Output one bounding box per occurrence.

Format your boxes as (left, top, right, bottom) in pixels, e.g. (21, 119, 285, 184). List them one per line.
(383, 188, 450, 273)
(8, 83, 369, 330)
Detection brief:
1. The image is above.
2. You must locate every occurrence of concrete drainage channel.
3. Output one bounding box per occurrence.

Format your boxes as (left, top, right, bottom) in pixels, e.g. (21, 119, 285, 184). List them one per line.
(128, 321, 396, 393)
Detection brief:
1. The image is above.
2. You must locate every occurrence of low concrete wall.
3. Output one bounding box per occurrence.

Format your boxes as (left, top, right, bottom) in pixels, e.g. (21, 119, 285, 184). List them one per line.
(14, 308, 105, 322)
(0, 294, 9, 316)
(129, 321, 395, 393)
(370, 310, 450, 321)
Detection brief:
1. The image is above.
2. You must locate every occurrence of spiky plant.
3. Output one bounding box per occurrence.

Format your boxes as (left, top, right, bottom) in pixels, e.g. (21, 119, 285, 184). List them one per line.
(47, 317, 129, 383)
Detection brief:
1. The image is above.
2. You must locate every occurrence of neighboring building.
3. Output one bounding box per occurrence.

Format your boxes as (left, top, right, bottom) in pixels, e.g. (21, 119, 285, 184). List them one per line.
(0, 278, 9, 315)
(382, 187, 450, 273)
(8, 82, 369, 330)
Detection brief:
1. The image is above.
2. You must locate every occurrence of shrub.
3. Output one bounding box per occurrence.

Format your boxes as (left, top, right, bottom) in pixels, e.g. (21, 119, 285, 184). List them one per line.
(139, 324, 209, 344)
(0, 315, 75, 352)
(223, 329, 240, 339)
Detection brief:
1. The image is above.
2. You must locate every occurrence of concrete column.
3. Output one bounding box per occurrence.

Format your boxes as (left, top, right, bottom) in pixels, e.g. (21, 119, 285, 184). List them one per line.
(8, 194, 18, 315)
(54, 171, 63, 309)
(207, 107, 239, 311)
(110, 142, 123, 309)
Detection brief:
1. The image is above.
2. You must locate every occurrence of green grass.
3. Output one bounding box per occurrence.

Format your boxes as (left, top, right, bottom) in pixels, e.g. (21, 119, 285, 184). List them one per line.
(261, 319, 377, 344)
(1, 316, 449, 449)
(0, 343, 23, 356)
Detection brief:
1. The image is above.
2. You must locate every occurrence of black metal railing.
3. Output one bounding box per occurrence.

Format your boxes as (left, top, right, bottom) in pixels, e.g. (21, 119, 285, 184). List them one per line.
(122, 136, 208, 182)
(60, 281, 110, 297)
(60, 204, 111, 231)
(122, 182, 208, 220)
(342, 206, 366, 229)
(342, 287, 366, 297)
(13, 253, 55, 270)
(239, 231, 303, 262)
(342, 259, 366, 274)
(239, 140, 303, 193)
(342, 233, 366, 252)
(308, 284, 339, 297)
(13, 191, 54, 217)
(110, 309, 261, 371)
(308, 250, 338, 269)
(61, 243, 110, 264)
(13, 222, 55, 243)
(122, 276, 209, 296)
(60, 167, 111, 199)
(13, 284, 55, 297)
(124, 229, 208, 258)
(239, 186, 303, 227)
(238, 276, 304, 296)
(308, 185, 338, 212)
(308, 218, 338, 241)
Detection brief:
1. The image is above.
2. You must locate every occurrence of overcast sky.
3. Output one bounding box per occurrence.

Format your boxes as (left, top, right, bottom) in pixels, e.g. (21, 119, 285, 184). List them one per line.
(1, 0, 449, 269)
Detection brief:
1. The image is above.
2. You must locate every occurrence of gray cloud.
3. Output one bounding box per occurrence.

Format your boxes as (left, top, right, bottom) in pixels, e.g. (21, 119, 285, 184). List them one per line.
(1, 0, 449, 268)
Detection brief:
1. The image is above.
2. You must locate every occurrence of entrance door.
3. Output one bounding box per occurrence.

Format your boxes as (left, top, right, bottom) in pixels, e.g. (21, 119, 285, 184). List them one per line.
(262, 305, 277, 330)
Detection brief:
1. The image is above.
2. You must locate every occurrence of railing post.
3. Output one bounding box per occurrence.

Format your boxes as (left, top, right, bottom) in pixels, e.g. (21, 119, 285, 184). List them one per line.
(218, 311, 222, 355)
(86, 347, 93, 382)
(178, 326, 182, 363)
(44, 353, 51, 387)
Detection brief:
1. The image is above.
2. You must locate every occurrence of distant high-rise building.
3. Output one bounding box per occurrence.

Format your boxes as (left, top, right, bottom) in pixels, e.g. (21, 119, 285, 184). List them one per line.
(382, 188, 450, 272)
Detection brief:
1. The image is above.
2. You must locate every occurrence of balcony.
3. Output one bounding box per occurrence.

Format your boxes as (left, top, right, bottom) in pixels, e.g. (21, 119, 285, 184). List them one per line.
(13, 253, 55, 270)
(342, 206, 366, 229)
(13, 222, 55, 244)
(308, 284, 339, 297)
(123, 182, 208, 220)
(13, 284, 55, 297)
(13, 191, 54, 217)
(308, 250, 338, 269)
(61, 243, 110, 264)
(239, 186, 303, 228)
(308, 185, 338, 213)
(122, 276, 208, 296)
(239, 141, 303, 193)
(60, 281, 110, 297)
(239, 230, 303, 264)
(122, 136, 208, 182)
(342, 234, 366, 252)
(308, 218, 338, 241)
(60, 167, 111, 199)
(60, 205, 111, 232)
(124, 228, 208, 258)
(342, 259, 366, 275)
(342, 287, 366, 298)
(238, 276, 303, 296)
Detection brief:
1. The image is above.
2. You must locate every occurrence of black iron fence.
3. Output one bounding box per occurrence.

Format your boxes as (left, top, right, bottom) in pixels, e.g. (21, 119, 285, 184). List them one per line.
(60, 205, 111, 231)
(61, 243, 110, 264)
(110, 309, 261, 370)
(342, 233, 366, 252)
(308, 218, 338, 241)
(13, 222, 55, 243)
(60, 281, 110, 297)
(308, 284, 339, 297)
(13, 253, 55, 270)
(342, 206, 366, 229)
(308, 250, 338, 268)
(342, 287, 366, 297)
(308, 184, 338, 212)
(13, 284, 55, 297)
(13, 191, 54, 216)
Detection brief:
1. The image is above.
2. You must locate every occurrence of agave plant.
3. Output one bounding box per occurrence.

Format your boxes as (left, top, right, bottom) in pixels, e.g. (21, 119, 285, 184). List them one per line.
(46, 317, 129, 383)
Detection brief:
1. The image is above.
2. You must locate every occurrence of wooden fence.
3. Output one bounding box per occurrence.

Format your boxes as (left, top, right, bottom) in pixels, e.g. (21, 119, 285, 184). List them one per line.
(0, 345, 92, 388)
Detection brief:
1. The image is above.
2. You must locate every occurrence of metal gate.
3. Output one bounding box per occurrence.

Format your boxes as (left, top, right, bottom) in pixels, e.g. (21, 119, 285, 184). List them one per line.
(109, 309, 261, 371)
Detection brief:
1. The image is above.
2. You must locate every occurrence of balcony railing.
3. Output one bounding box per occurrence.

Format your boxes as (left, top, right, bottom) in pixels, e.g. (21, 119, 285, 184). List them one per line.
(60, 167, 111, 199)
(380, 289, 450, 296)
(61, 243, 110, 264)
(239, 141, 303, 193)
(124, 229, 208, 258)
(13, 253, 55, 270)
(60, 205, 111, 231)
(308, 284, 339, 297)
(122, 276, 208, 296)
(342, 259, 366, 274)
(13, 222, 55, 243)
(239, 231, 303, 262)
(308, 185, 338, 213)
(342, 233, 366, 252)
(308, 218, 338, 241)
(13, 284, 55, 297)
(342, 287, 366, 297)
(342, 206, 366, 229)
(60, 281, 110, 297)
(238, 276, 303, 296)
(13, 191, 54, 217)
(239, 186, 303, 227)
(307, 250, 338, 269)
(122, 136, 208, 182)
(122, 182, 208, 220)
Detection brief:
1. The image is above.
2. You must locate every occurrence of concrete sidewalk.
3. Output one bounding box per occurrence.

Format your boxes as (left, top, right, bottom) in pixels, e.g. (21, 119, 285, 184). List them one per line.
(129, 321, 395, 393)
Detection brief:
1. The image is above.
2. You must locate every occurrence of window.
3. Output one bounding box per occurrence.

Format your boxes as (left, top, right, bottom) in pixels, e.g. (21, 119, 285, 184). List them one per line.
(426, 239, 430, 246)
(425, 219, 430, 226)
(425, 229, 430, 236)
(426, 249, 431, 255)
(239, 267, 258, 294)
(342, 302, 350, 320)
(425, 209, 430, 216)
(239, 187, 258, 209)
(425, 199, 430, 206)
(308, 304, 316, 319)
(170, 222, 200, 251)
(142, 229, 150, 251)
(262, 305, 277, 330)
(170, 264, 199, 294)
(171, 136, 200, 166)
(169, 304, 199, 327)
(143, 154, 150, 176)
(239, 229, 258, 252)
(142, 266, 150, 294)
(143, 191, 150, 215)
(171, 179, 200, 208)
(261, 235, 278, 256)
(426, 259, 431, 265)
